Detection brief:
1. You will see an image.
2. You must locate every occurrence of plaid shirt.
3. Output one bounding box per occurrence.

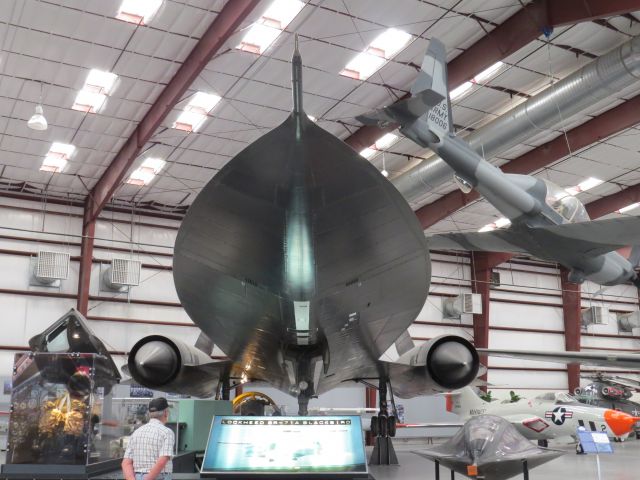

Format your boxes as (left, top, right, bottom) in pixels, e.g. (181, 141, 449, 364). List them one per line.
(124, 419, 175, 473)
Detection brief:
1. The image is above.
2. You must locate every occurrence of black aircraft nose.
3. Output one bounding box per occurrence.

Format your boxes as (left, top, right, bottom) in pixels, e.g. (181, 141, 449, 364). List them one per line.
(131, 341, 179, 386)
(429, 338, 479, 390)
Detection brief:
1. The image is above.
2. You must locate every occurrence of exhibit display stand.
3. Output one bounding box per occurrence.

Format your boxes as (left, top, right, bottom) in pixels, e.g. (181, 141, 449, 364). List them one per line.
(1, 352, 125, 479)
(200, 415, 369, 479)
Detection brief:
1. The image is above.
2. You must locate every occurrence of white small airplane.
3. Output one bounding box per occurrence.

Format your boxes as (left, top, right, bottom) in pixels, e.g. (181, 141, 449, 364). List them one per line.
(447, 387, 640, 446)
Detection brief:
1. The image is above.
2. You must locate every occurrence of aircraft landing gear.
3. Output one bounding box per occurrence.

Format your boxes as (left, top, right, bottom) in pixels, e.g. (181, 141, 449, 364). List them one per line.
(537, 439, 548, 448)
(369, 379, 399, 465)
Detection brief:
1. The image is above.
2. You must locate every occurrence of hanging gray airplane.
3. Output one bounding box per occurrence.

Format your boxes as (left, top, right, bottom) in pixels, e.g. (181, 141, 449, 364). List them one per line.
(125, 38, 479, 425)
(357, 39, 640, 288)
(412, 415, 564, 480)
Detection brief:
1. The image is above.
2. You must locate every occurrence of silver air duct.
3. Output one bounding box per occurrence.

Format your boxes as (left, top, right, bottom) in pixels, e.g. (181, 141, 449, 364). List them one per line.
(392, 35, 640, 207)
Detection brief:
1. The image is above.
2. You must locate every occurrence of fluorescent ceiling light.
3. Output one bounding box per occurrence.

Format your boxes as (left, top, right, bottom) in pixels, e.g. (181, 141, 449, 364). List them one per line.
(565, 177, 603, 196)
(450, 81, 473, 100)
(40, 142, 75, 173)
(127, 157, 165, 186)
(369, 28, 412, 59)
(359, 133, 398, 159)
(186, 92, 221, 114)
(262, 0, 304, 27)
(237, 0, 304, 54)
(360, 147, 376, 159)
(172, 91, 221, 132)
(72, 69, 118, 113)
(340, 27, 412, 81)
(72, 90, 107, 113)
(478, 217, 511, 232)
(473, 61, 504, 83)
(116, 0, 163, 24)
(341, 53, 386, 80)
(85, 69, 118, 94)
(617, 202, 640, 214)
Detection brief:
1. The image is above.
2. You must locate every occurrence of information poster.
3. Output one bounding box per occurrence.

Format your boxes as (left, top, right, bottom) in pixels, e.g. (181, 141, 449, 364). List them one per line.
(201, 415, 367, 475)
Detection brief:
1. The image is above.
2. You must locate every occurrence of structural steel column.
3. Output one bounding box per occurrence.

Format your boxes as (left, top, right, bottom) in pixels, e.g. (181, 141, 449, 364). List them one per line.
(470, 253, 511, 389)
(77, 215, 95, 315)
(560, 268, 581, 393)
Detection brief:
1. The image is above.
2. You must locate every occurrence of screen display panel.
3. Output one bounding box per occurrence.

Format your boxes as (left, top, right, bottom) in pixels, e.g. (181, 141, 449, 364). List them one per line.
(577, 431, 614, 454)
(201, 416, 367, 475)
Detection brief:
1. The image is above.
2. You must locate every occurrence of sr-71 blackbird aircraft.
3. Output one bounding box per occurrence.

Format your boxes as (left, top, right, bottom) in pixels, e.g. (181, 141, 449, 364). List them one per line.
(358, 39, 640, 288)
(126, 37, 479, 421)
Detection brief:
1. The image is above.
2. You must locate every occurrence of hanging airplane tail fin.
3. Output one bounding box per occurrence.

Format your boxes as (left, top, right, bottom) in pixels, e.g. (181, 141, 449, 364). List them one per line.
(356, 38, 452, 137)
(446, 386, 487, 417)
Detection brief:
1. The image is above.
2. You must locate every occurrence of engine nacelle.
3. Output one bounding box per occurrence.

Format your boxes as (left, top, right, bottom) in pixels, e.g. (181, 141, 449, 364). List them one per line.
(389, 335, 480, 397)
(127, 335, 227, 398)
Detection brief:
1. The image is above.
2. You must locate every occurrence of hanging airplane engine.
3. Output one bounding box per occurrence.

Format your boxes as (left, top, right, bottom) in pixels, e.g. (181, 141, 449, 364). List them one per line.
(127, 335, 230, 398)
(387, 335, 480, 397)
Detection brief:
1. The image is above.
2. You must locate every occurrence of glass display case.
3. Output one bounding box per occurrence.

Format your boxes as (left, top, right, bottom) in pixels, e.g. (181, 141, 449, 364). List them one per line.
(3, 352, 126, 475)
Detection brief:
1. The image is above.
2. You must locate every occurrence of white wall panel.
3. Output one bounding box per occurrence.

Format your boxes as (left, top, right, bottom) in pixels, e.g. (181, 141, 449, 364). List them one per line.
(491, 302, 564, 331)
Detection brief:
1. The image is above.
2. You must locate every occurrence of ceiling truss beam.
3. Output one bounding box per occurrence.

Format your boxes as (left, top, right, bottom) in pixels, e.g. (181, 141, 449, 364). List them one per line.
(344, 0, 639, 152)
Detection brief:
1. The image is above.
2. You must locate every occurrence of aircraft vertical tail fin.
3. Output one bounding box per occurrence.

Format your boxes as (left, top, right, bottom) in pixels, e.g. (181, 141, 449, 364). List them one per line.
(446, 386, 487, 417)
(416, 38, 453, 139)
(355, 39, 452, 139)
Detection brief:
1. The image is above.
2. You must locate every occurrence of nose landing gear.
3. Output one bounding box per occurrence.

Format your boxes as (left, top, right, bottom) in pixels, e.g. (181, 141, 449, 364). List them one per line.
(369, 379, 399, 465)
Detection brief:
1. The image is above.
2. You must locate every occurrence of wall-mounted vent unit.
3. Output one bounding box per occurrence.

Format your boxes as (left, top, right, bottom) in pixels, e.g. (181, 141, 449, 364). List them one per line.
(29, 251, 70, 287)
(100, 258, 141, 292)
(617, 311, 640, 333)
(443, 293, 482, 319)
(581, 306, 609, 326)
(490, 271, 501, 289)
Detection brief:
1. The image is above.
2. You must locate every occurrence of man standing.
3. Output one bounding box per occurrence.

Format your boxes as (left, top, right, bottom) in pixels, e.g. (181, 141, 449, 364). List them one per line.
(122, 397, 175, 480)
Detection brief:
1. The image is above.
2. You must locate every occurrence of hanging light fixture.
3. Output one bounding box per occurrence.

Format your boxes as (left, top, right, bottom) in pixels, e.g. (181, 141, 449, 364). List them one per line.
(381, 152, 389, 178)
(28, 83, 47, 131)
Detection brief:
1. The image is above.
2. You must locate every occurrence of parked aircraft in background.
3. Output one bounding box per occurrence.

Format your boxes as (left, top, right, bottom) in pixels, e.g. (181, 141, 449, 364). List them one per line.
(357, 38, 640, 288)
(574, 373, 640, 438)
(125, 37, 480, 421)
(413, 415, 564, 480)
(447, 387, 640, 446)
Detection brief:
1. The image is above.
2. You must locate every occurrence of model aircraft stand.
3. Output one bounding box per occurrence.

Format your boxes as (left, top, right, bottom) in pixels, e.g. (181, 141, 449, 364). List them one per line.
(368, 380, 399, 465)
(433, 459, 530, 480)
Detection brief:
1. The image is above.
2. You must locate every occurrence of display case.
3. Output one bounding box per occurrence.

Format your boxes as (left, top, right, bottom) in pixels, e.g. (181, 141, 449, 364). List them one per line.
(2, 352, 125, 478)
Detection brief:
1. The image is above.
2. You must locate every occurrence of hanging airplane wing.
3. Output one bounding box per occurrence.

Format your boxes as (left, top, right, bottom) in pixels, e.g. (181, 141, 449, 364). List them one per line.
(533, 216, 640, 256)
(427, 229, 528, 253)
(479, 348, 640, 369)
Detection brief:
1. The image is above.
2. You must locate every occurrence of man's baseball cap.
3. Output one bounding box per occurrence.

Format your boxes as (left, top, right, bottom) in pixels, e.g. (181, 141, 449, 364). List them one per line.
(148, 397, 170, 412)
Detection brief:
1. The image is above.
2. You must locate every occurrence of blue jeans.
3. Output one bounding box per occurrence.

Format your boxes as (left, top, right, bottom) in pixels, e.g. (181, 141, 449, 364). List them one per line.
(135, 473, 171, 480)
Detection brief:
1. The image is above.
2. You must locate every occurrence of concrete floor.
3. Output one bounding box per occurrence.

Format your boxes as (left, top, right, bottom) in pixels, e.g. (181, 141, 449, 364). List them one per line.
(370, 441, 640, 480)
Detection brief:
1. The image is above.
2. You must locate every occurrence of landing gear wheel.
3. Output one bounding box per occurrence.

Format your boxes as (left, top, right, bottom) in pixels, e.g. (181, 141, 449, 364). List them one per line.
(370, 416, 379, 437)
(387, 416, 397, 437)
(378, 415, 388, 437)
(635, 431, 640, 440)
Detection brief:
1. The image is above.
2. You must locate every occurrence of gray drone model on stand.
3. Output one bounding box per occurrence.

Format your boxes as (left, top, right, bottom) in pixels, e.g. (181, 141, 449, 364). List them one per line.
(413, 415, 564, 480)
(358, 38, 640, 288)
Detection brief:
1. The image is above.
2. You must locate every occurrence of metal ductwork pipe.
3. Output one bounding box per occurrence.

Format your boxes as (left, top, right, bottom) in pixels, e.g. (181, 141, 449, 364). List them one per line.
(392, 35, 640, 207)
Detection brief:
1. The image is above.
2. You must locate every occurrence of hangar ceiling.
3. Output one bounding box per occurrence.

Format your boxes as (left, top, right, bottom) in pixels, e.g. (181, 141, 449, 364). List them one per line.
(1, 0, 640, 233)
